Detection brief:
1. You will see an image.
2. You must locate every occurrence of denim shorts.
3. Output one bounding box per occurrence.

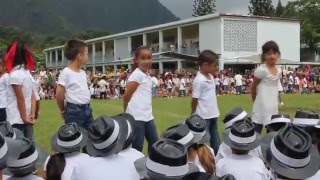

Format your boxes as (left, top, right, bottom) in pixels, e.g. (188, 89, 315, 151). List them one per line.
(65, 102, 93, 130)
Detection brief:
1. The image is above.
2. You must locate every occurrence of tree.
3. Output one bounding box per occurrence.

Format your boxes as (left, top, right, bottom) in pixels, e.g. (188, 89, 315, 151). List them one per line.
(275, 0, 284, 17)
(283, 0, 320, 60)
(192, 0, 216, 17)
(71, 29, 111, 40)
(248, 0, 275, 16)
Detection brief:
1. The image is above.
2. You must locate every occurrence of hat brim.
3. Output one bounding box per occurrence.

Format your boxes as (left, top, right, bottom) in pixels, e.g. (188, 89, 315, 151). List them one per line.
(4, 140, 47, 176)
(51, 127, 88, 153)
(222, 130, 260, 151)
(12, 128, 24, 139)
(177, 120, 210, 145)
(86, 116, 128, 157)
(134, 157, 199, 180)
(261, 132, 320, 179)
(111, 113, 135, 147)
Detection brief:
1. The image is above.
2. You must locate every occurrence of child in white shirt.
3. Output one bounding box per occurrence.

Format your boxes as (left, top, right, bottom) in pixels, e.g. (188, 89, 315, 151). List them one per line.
(56, 40, 93, 130)
(123, 46, 158, 152)
(5, 42, 36, 140)
(192, 50, 220, 154)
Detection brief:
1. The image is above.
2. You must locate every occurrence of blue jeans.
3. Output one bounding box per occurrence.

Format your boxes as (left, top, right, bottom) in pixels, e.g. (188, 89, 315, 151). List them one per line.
(206, 118, 220, 155)
(236, 86, 242, 94)
(0, 108, 6, 122)
(65, 102, 93, 130)
(152, 87, 158, 97)
(253, 122, 264, 134)
(12, 124, 34, 142)
(132, 120, 159, 152)
(288, 84, 293, 93)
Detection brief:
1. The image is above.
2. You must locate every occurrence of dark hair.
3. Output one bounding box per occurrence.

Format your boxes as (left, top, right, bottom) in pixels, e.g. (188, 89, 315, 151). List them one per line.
(261, 41, 280, 63)
(64, 39, 88, 60)
(133, 46, 152, 70)
(46, 153, 66, 180)
(198, 50, 219, 66)
(7, 41, 27, 68)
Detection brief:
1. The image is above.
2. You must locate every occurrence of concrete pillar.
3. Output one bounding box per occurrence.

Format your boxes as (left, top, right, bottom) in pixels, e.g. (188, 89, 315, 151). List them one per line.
(61, 50, 65, 66)
(113, 40, 117, 60)
(177, 60, 182, 71)
(92, 43, 96, 64)
(159, 30, 163, 52)
(102, 65, 105, 73)
(45, 52, 48, 67)
(93, 66, 96, 73)
(143, 33, 147, 46)
(113, 65, 117, 73)
(128, 36, 132, 57)
(49, 51, 52, 67)
(102, 41, 106, 62)
(177, 27, 182, 53)
(55, 50, 58, 67)
(219, 59, 224, 71)
(159, 61, 164, 73)
(128, 63, 132, 70)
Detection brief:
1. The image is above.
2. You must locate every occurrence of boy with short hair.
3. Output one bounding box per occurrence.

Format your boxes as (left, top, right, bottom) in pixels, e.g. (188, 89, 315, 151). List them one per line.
(191, 50, 220, 154)
(56, 40, 93, 130)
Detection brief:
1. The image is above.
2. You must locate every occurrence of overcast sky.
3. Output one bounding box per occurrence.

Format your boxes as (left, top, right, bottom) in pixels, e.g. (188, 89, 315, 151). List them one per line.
(159, 0, 295, 19)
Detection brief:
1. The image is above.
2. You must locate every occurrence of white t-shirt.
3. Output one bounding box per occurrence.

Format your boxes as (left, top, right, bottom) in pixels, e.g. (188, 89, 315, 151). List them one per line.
(216, 154, 269, 180)
(98, 79, 107, 92)
(303, 78, 308, 88)
(120, 79, 127, 88)
(6, 66, 33, 125)
(3, 174, 43, 180)
(151, 77, 158, 88)
(192, 72, 219, 119)
(214, 78, 220, 86)
(234, 74, 243, 86)
(306, 170, 320, 180)
(73, 154, 141, 180)
(223, 76, 229, 86)
(44, 152, 89, 180)
(166, 79, 173, 89)
(288, 75, 294, 85)
(126, 68, 154, 121)
(179, 78, 186, 90)
(252, 64, 280, 125)
(295, 77, 299, 85)
(31, 75, 40, 101)
(58, 67, 90, 105)
(0, 73, 9, 108)
(215, 142, 263, 162)
(39, 71, 46, 77)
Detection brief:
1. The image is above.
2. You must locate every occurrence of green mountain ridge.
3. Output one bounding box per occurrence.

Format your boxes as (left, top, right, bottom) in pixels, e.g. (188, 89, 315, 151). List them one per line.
(0, 0, 179, 35)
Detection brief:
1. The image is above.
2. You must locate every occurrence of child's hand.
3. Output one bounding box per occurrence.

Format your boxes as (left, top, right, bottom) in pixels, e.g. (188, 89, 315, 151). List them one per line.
(27, 114, 35, 124)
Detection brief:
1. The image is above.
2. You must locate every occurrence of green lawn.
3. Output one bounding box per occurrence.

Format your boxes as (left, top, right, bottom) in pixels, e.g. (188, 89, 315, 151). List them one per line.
(34, 94, 320, 154)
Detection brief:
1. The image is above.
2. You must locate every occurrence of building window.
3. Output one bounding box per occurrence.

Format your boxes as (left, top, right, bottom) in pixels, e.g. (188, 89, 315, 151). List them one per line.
(223, 19, 257, 52)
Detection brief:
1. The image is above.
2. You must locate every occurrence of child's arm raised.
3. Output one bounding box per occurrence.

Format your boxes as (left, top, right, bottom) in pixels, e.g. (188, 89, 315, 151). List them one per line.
(12, 85, 32, 124)
(123, 82, 139, 112)
(56, 85, 66, 120)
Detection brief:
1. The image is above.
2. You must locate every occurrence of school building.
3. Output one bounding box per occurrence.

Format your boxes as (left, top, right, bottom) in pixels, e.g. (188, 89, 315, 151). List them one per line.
(44, 13, 300, 72)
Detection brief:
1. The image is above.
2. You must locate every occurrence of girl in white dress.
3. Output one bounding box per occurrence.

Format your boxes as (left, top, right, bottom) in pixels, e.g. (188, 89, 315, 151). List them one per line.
(251, 41, 281, 133)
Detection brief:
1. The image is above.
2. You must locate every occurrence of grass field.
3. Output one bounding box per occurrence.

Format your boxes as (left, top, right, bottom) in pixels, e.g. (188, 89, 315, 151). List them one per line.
(34, 94, 320, 154)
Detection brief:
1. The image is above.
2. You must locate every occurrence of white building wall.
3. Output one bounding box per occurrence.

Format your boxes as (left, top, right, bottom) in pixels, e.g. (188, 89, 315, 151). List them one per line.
(257, 20, 300, 62)
(199, 18, 222, 54)
(114, 38, 129, 60)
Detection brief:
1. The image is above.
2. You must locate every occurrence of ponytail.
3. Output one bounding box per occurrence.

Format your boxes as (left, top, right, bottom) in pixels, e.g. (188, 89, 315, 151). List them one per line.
(196, 144, 215, 174)
(46, 153, 66, 180)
